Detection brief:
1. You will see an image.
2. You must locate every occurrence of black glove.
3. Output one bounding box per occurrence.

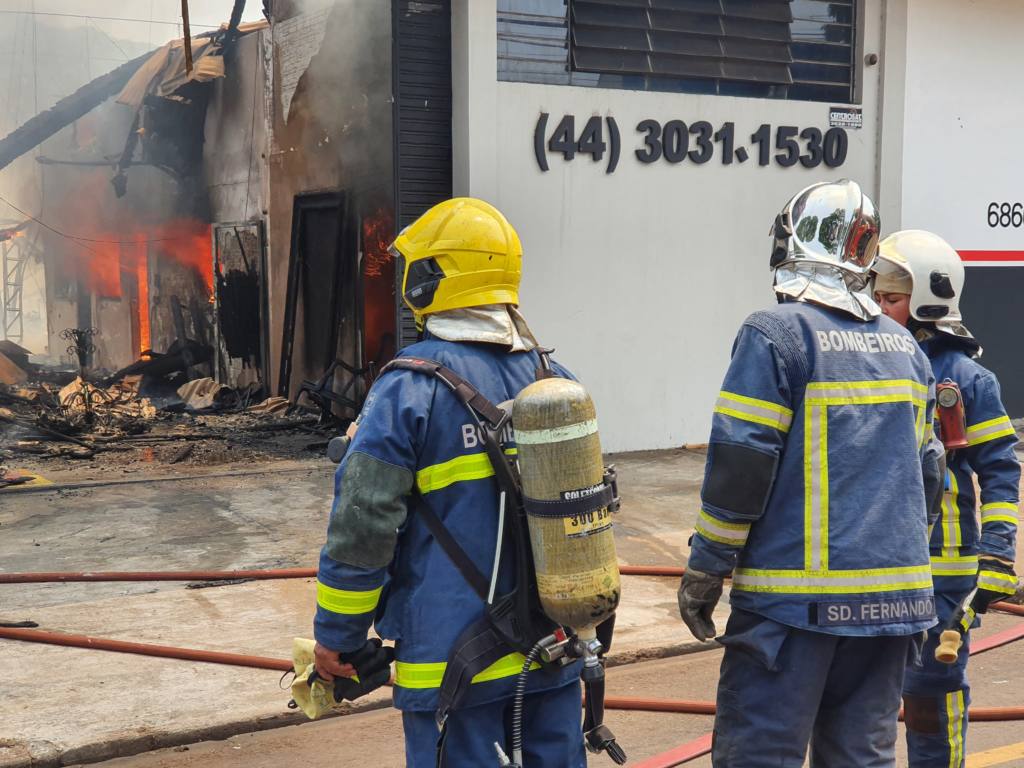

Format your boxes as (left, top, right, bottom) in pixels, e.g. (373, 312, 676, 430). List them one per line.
(974, 557, 1018, 614)
(677, 568, 725, 641)
(310, 638, 394, 702)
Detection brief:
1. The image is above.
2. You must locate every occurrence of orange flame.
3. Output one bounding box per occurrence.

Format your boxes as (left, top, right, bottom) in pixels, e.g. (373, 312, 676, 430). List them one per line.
(361, 207, 397, 366)
(136, 246, 150, 353)
(362, 208, 394, 278)
(157, 219, 214, 294)
(76, 219, 213, 299)
(70, 219, 210, 356)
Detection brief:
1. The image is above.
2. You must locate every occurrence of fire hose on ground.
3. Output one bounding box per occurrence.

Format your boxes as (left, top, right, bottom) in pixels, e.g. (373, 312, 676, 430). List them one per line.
(2, 621, 1024, 724)
(0, 564, 686, 584)
(3, 564, 1024, 766)
(0, 568, 321, 583)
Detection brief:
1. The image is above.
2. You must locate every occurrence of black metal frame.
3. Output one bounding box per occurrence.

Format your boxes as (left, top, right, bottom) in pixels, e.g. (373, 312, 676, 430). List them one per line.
(296, 357, 372, 424)
(278, 191, 353, 398)
(212, 219, 269, 387)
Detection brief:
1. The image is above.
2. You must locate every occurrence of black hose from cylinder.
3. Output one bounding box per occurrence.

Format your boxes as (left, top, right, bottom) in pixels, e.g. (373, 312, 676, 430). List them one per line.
(509, 639, 547, 764)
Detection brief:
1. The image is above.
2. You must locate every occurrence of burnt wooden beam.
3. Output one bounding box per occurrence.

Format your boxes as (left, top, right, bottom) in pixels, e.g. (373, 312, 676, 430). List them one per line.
(181, 0, 194, 75)
(0, 52, 151, 173)
(225, 0, 248, 45)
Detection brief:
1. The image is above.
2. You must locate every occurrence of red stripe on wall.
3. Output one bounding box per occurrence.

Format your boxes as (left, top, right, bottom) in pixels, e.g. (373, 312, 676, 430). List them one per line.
(958, 251, 1024, 262)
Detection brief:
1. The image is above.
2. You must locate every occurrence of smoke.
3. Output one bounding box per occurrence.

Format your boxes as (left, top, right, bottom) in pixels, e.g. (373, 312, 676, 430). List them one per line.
(274, 0, 395, 201)
(21, 93, 213, 366)
(0, 17, 158, 229)
(38, 98, 210, 281)
(0, 16, 213, 362)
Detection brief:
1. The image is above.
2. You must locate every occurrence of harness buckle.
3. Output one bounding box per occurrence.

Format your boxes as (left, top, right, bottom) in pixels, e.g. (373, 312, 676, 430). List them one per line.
(603, 465, 621, 513)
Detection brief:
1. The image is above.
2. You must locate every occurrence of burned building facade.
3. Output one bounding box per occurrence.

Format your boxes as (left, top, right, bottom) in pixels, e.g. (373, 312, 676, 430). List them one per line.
(206, 0, 402, 409)
(1, 0, 452, 421)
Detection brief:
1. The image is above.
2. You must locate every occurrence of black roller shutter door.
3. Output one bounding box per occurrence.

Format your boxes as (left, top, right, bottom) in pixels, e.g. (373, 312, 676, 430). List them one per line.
(392, 0, 453, 349)
(959, 268, 1024, 417)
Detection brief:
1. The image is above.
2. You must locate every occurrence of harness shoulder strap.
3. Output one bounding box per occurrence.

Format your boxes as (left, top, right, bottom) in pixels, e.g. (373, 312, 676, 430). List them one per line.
(382, 357, 507, 427)
(417, 503, 489, 600)
(379, 354, 561, 723)
(378, 357, 513, 601)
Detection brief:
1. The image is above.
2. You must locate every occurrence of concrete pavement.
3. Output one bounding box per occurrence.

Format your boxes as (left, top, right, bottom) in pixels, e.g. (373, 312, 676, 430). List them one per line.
(5, 446, 1024, 767)
(0, 449, 719, 767)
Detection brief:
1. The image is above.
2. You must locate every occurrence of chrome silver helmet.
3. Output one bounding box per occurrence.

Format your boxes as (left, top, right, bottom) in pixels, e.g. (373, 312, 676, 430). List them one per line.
(771, 180, 882, 321)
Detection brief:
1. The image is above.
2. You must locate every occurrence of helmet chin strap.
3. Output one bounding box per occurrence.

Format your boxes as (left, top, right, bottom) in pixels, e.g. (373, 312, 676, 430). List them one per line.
(908, 317, 930, 336)
(913, 320, 982, 357)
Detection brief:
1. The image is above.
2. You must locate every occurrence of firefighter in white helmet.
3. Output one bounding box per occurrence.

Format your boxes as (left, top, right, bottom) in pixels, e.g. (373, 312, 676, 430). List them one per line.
(874, 230, 1020, 767)
(679, 180, 945, 766)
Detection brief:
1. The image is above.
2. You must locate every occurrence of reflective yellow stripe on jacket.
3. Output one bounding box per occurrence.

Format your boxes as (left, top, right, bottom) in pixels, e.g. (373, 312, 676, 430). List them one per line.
(316, 581, 383, 615)
(415, 448, 517, 494)
(714, 391, 793, 432)
(799, 380, 928, 578)
(981, 501, 1019, 526)
(730, 381, 932, 597)
(941, 471, 963, 549)
(805, 379, 928, 407)
(394, 652, 541, 689)
(966, 415, 1015, 447)
(977, 569, 1018, 595)
(694, 509, 751, 547)
(731, 565, 933, 594)
(959, 605, 976, 632)
(929, 550, 978, 577)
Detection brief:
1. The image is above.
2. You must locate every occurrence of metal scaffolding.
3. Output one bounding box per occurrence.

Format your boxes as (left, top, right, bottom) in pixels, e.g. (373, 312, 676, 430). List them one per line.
(2, 235, 34, 344)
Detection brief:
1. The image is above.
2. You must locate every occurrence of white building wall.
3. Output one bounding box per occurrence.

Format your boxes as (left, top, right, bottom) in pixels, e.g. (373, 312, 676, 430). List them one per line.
(899, 0, 1024, 258)
(453, 0, 886, 451)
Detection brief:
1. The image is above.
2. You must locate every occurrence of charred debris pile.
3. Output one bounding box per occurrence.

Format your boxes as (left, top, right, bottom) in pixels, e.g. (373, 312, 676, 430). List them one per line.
(0, 333, 345, 480)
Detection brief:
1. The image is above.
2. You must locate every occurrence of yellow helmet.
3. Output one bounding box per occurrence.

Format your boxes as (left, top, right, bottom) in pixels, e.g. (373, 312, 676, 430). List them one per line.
(391, 198, 522, 322)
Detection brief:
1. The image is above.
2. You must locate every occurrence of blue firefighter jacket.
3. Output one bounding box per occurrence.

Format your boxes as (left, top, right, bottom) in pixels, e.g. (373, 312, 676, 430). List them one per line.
(313, 335, 581, 712)
(921, 337, 1019, 591)
(688, 301, 940, 636)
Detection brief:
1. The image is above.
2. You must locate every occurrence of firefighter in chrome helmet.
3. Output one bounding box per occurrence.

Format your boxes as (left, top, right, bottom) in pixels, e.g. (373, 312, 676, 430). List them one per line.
(678, 180, 944, 766)
(770, 178, 883, 320)
(312, 198, 587, 766)
(874, 231, 1019, 768)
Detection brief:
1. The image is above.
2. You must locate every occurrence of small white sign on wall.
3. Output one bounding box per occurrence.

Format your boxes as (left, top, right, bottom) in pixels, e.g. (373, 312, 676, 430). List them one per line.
(829, 106, 863, 130)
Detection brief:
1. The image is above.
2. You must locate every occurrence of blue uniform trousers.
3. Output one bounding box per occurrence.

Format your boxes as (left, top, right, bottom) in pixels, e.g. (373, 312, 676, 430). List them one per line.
(402, 680, 585, 767)
(903, 585, 973, 768)
(712, 609, 916, 768)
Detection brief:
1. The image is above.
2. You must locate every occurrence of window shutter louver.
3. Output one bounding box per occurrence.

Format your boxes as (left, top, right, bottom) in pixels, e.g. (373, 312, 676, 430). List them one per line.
(498, 0, 856, 104)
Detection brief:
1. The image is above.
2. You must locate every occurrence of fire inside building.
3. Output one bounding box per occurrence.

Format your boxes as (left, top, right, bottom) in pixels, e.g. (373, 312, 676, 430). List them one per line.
(0, 0, 444, 422)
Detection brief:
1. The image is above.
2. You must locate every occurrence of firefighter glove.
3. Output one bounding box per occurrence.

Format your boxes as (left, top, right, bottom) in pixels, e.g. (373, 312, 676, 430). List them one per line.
(289, 637, 394, 719)
(974, 557, 1019, 614)
(677, 568, 724, 642)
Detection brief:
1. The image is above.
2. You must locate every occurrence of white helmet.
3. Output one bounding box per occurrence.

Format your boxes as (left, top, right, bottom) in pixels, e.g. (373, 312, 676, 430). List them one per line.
(874, 230, 973, 340)
(771, 179, 882, 320)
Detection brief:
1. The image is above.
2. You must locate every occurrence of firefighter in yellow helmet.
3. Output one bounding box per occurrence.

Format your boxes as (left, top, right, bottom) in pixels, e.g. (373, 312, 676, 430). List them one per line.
(312, 199, 589, 766)
(394, 197, 523, 326)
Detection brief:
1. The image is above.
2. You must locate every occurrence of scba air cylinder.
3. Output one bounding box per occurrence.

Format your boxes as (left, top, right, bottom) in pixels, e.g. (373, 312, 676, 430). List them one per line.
(512, 378, 621, 634)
